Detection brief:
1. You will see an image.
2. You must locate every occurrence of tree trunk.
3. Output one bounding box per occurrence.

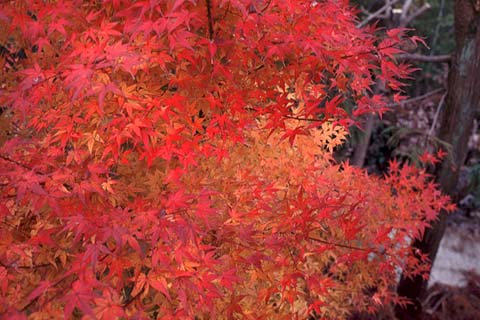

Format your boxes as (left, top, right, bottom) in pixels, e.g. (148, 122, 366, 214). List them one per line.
(395, 1, 480, 319)
(351, 114, 376, 167)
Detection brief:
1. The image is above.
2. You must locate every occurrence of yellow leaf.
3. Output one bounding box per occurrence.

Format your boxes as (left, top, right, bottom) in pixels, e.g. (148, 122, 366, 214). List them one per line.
(131, 273, 147, 297)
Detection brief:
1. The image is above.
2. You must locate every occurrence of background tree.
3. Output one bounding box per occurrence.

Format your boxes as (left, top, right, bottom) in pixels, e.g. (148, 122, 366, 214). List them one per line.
(396, 0, 480, 318)
(349, 0, 453, 171)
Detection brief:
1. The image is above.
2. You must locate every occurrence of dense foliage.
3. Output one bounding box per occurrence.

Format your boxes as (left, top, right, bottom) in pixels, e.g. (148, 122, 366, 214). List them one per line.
(0, 0, 452, 318)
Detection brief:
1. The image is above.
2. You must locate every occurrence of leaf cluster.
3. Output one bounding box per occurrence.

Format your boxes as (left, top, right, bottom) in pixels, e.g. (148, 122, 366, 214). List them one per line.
(0, 1, 452, 319)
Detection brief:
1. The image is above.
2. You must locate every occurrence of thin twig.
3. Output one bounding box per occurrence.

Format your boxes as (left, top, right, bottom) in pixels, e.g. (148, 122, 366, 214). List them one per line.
(400, 3, 431, 27)
(428, 90, 447, 137)
(430, 0, 445, 54)
(260, 0, 272, 13)
(387, 88, 445, 107)
(0, 154, 45, 175)
(308, 235, 377, 253)
(341, 42, 400, 59)
(421, 90, 447, 149)
(400, 0, 414, 22)
(206, 0, 214, 40)
(357, 0, 401, 28)
(0, 260, 51, 270)
(284, 115, 323, 122)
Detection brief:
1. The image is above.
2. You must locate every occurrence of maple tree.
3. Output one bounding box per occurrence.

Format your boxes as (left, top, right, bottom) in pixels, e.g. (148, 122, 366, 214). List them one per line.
(0, 0, 453, 319)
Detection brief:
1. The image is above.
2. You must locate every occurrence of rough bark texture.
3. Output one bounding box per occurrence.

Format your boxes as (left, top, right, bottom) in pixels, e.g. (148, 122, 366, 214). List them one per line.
(395, 1, 480, 319)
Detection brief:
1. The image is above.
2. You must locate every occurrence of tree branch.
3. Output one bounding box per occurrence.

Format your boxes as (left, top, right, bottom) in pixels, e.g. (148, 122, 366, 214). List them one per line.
(284, 115, 323, 122)
(0, 154, 46, 175)
(400, 3, 431, 27)
(400, 0, 414, 22)
(308, 235, 378, 253)
(427, 91, 447, 138)
(430, 0, 446, 51)
(387, 88, 445, 107)
(357, 0, 401, 28)
(396, 53, 451, 63)
(206, 0, 214, 40)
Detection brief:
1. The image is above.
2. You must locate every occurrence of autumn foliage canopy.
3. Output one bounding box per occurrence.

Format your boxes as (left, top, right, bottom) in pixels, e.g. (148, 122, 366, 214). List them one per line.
(0, 0, 452, 319)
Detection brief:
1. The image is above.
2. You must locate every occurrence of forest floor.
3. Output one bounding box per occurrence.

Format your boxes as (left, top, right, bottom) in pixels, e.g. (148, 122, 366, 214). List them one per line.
(429, 210, 480, 288)
(421, 210, 480, 320)
(352, 210, 480, 320)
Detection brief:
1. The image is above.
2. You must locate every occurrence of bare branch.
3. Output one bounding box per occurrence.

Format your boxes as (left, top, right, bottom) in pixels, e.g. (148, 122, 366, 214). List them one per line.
(0, 154, 39, 173)
(428, 91, 447, 137)
(387, 88, 445, 107)
(400, 3, 431, 27)
(357, 0, 401, 28)
(206, 0, 214, 40)
(431, 0, 446, 52)
(396, 53, 451, 63)
(284, 115, 323, 122)
(400, 0, 414, 22)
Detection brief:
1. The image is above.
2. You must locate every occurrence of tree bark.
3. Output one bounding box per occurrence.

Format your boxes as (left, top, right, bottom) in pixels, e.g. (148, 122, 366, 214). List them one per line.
(395, 1, 480, 319)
